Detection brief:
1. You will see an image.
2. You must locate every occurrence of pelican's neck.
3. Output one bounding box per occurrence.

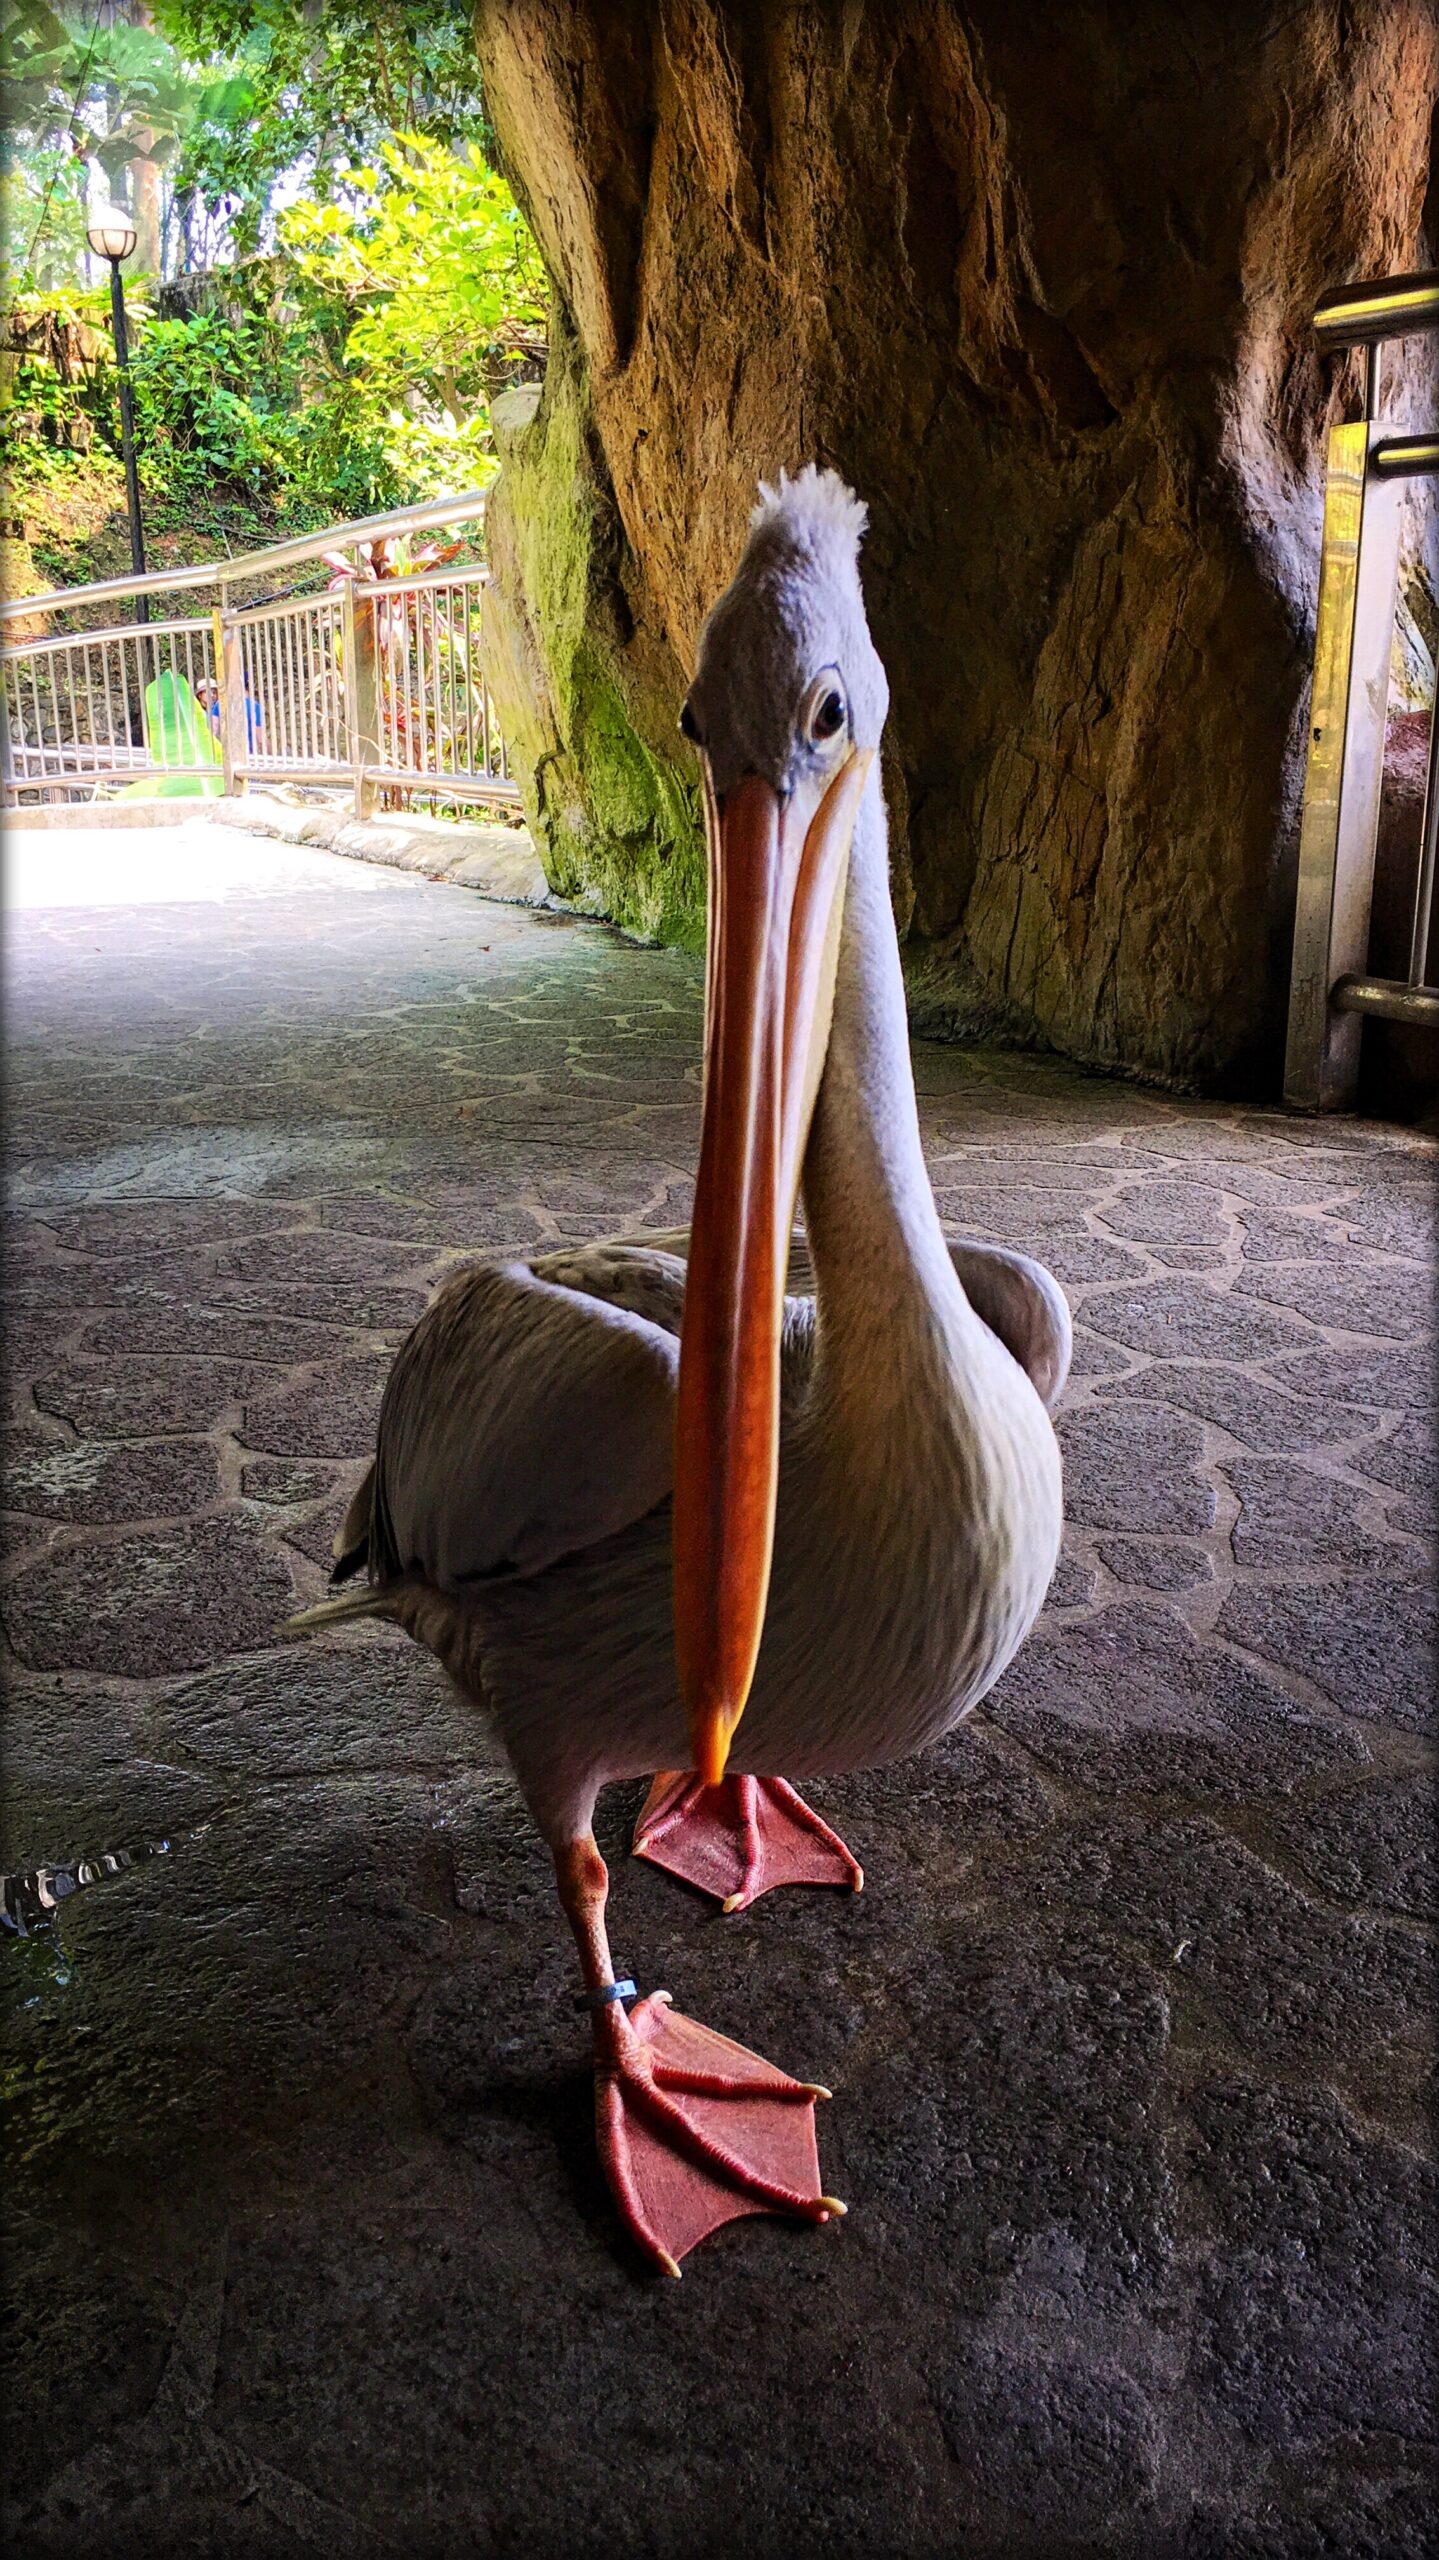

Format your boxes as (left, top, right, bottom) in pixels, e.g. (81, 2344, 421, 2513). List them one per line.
(800, 765, 972, 1375)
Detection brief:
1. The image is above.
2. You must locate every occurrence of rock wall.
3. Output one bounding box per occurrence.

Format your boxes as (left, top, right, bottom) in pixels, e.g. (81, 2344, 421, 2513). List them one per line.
(474, 0, 1437, 1089)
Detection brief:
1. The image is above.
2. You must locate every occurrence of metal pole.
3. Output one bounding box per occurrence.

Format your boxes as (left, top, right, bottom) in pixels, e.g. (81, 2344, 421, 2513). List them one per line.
(107, 255, 148, 626)
(1409, 690, 1439, 987)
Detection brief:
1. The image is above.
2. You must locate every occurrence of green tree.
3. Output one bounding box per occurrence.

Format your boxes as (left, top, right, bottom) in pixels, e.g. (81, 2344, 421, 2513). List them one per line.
(283, 131, 545, 493)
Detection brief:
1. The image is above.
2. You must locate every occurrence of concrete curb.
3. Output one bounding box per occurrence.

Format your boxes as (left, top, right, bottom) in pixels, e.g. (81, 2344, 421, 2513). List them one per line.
(206, 795, 553, 905)
(7, 791, 554, 909)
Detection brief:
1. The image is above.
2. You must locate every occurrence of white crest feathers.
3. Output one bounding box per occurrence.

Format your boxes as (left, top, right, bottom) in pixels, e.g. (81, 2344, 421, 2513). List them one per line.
(748, 464, 868, 555)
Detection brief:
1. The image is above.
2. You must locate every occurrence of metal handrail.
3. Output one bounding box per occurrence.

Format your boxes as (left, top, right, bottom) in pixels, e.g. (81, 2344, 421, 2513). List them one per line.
(1283, 270, 1439, 1108)
(3, 488, 516, 816)
(6, 614, 209, 655)
(1313, 267, 1439, 350)
(0, 485, 491, 624)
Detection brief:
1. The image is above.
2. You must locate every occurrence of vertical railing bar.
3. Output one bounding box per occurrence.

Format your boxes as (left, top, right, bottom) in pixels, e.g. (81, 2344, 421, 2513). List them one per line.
(251, 619, 267, 765)
(82, 640, 99, 770)
(393, 596, 404, 772)
(441, 583, 450, 781)
(462, 581, 474, 777)
(426, 586, 438, 784)
(281, 610, 295, 764)
(426, 586, 436, 779)
(59, 641, 75, 775)
(273, 614, 289, 767)
(241, 623, 253, 767)
(284, 609, 298, 764)
(260, 617, 271, 765)
(296, 606, 309, 764)
(479, 586, 491, 777)
(410, 587, 423, 781)
(291, 607, 306, 763)
(303, 605, 317, 764)
(407, 587, 419, 785)
(45, 648, 62, 789)
(25, 649, 41, 781)
(336, 597, 346, 763)
(445, 584, 456, 780)
(442, 583, 454, 778)
(265, 617, 281, 766)
(418, 586, 431, 777)
(28, 653, 43, 780)
(213, 607, 232, 796)
(1408, 695, 1439, 986)
(281, 609, 297, 765)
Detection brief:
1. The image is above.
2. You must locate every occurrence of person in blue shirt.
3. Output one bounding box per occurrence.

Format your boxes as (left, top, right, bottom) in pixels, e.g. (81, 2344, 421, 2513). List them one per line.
(196, 676, 264, 748)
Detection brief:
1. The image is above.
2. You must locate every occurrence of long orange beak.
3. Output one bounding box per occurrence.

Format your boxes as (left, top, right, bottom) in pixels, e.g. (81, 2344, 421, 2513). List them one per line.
(673, 748, 873, 1785)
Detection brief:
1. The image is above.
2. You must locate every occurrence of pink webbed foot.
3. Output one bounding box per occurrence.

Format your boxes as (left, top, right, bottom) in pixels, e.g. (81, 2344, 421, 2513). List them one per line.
(593, 1991, 842, 2275)
(633, 1771, 864, 1913)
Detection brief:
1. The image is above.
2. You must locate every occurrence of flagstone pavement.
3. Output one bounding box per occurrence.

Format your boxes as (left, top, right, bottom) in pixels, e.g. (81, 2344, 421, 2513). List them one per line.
(3, 819, 1435, 2559)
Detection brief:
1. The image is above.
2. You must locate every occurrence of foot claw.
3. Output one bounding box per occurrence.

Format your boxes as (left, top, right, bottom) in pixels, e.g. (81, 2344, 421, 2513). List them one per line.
(657, 2250, 683, 2281)
(819, 2195, 847, 2216)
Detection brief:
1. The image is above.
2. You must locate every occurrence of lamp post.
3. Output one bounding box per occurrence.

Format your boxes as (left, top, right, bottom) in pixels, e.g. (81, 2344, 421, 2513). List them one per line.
(87, 204, 147, 625)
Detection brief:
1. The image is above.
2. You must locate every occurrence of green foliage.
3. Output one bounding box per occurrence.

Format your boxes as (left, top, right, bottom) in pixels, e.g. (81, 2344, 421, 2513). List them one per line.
(1, 1, 547, 529)
(153, 0, 484, 257)
(283, 133, 546, 495)
(287, 137, 545, 399)
(127, 308, 278, 493)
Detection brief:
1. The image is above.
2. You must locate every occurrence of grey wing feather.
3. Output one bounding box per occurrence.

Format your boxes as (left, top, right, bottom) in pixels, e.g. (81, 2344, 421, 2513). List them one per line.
(361, 1254, 680, 1591)
(619, 1224, 1070, 1410)
(944, 1238, 1071, 1411)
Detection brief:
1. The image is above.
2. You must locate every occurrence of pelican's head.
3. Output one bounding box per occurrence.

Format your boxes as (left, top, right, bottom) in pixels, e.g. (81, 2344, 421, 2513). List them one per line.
(673, 466, 887, 1785)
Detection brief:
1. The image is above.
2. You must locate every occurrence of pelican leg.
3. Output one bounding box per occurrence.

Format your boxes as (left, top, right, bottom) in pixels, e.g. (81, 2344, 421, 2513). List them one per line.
(632, 1772, 864, 1913)
(553, 1836, 843, 2276)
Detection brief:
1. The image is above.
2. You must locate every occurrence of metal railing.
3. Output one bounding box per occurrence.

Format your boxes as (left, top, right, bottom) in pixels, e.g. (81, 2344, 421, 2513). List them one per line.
(1284, 268, 1439, 1109)
(0, 487, 519, 816)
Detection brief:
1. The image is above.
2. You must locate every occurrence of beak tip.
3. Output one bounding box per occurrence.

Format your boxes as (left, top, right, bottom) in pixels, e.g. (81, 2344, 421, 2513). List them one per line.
(691, 1709, 734, 1790)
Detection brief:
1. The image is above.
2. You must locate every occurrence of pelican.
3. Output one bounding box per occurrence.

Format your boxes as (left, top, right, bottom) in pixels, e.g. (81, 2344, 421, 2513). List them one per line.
(287, 469, 1067, 2276)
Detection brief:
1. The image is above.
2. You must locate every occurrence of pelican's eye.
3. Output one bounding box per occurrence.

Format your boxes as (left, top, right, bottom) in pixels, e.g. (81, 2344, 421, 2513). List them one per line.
(799, 670, 848, 751)
(679, 698, 704, 745)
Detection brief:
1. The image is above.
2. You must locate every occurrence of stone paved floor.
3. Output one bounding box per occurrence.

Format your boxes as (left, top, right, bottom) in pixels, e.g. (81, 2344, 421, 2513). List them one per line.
(2, 819, 1435, 2559)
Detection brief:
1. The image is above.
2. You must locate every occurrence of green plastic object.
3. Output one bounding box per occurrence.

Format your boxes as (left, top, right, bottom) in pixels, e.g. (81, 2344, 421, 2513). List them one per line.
(119, 667, 225, 798)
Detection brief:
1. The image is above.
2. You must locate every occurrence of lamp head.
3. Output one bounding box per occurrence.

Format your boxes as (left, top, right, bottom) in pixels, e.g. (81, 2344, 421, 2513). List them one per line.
(87, 207, 138, 264)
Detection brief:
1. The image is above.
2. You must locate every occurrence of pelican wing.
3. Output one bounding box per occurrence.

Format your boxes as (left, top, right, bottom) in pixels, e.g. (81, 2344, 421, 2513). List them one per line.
(361, 1249, 685, 1591)
(626, 1226, 1071, 1411)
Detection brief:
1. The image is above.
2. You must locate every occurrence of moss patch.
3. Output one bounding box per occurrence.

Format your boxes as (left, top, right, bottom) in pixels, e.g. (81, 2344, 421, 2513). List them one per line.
(482, 316, 705, 949)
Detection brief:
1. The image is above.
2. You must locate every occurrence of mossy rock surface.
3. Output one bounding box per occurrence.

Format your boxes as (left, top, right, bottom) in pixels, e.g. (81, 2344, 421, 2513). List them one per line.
(483, 315, 705, 950)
